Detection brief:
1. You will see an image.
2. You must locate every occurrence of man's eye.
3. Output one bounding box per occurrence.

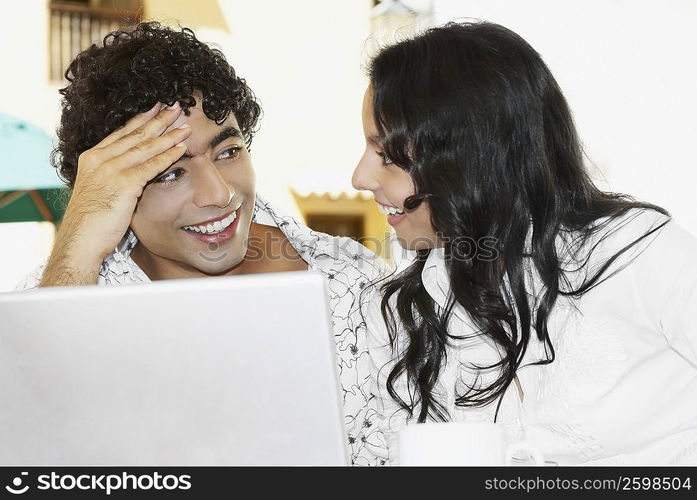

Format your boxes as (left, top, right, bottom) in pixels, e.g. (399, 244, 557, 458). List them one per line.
(154, 168, 184, 184)
(218, 146, 242, 160)
(377, 151, 393, 165)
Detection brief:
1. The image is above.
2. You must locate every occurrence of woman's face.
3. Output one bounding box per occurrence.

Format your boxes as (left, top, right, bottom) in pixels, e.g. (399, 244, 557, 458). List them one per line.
(130, 95, 256, 276)
(352, 86, 440, 250)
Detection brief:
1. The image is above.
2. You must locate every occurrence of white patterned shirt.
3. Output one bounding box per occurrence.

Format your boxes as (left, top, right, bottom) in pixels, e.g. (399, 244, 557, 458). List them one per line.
(367, 208, 697, 465)
(18, 194, 390, 465)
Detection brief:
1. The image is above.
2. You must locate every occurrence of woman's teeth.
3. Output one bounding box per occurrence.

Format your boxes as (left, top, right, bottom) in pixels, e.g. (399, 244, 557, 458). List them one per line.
(183, 211, 236, 234)
(378, 203, 405, 216)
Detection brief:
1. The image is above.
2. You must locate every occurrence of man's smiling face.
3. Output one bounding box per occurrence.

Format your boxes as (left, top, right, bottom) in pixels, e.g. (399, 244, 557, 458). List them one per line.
(130, 95, 256, 276)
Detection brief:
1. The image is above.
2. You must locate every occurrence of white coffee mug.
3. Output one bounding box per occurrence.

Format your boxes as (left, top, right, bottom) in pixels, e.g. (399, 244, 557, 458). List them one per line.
(397, 421, 544, 466)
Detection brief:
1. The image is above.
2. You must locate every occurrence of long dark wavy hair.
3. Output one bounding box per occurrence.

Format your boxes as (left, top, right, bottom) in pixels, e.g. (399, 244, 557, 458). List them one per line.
(53, 21, 261, 189)
(369, 21, 669, 423)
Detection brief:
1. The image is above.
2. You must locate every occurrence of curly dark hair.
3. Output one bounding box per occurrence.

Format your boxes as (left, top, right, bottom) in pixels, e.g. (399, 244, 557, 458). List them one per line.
(53, 21, 262, 188)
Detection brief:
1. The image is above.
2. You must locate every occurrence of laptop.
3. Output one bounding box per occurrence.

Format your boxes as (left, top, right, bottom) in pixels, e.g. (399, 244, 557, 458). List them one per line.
(0, 271, 349, 465)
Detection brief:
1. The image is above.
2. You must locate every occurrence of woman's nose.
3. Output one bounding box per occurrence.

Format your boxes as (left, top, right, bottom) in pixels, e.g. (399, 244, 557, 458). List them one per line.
(352, 154, 380, 193)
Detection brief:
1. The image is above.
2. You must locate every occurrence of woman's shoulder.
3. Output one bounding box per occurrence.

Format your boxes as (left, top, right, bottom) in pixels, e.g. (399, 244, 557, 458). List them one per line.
(640, 213, 697, 260)
(558, 207, 673, 272)
(625, 211, 697, 283)
(587, 207, 697, 270)
(555, 206, 697, 303)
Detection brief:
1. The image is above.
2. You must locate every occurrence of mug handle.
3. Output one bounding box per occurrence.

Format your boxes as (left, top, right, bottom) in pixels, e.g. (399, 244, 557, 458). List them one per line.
(504, 441, 545, 465)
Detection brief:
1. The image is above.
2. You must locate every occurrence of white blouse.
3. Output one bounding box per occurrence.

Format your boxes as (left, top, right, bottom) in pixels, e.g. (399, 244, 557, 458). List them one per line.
(366, 208, 697, 465)
(17, 194, 390, 465)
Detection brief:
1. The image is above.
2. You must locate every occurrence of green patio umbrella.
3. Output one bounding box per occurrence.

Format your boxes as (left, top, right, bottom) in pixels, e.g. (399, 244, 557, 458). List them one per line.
(0, 112, 68, 223)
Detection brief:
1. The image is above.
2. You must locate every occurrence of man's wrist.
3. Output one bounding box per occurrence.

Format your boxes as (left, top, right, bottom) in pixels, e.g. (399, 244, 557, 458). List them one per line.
(40, 237, 106, 287)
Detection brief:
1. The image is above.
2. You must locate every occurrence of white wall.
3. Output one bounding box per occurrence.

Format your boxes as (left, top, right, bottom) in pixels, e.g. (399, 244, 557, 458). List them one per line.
(0, 222, 55, 290)
(0, 0, 61, 291)
(0, 0, 61, 136)
(433, 0, 697, 236)
(188, 0, 374, 214)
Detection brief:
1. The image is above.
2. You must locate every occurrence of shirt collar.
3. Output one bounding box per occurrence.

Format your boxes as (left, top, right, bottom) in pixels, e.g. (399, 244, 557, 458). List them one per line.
(421, 247, 450, 310)
(421, 247, 477, 326)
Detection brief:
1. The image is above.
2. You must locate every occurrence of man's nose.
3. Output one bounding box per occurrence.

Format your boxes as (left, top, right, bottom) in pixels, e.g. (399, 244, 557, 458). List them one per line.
(192, 160, 234, 208)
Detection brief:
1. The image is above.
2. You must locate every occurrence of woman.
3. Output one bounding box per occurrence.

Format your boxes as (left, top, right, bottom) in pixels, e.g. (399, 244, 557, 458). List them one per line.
(352, 21, 697, 465)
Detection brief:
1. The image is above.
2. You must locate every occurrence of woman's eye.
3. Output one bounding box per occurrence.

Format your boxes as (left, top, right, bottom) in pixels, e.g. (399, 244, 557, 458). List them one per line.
(218, 146, 242, 160)
(154, 168, 184, 184)
(377, 151, 393, 165)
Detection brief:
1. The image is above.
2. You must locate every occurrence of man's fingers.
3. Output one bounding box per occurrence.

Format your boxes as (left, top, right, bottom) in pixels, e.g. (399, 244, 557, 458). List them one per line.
(127, 142, 189, 186)
(102, 104, 185, 159)
(105, 125, 191, 171)
(93, 102, 163, 149)
(100, 104, 183, 158)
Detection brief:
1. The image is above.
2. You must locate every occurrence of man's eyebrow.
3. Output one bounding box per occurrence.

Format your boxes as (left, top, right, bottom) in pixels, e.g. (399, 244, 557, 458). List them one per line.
(211, 126, 243, 149)
(180, 126, 243, 159)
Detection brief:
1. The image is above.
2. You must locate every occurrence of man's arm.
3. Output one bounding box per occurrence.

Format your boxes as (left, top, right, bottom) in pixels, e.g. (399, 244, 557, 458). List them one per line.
(40, 217, 105, 286)
(40, 102, 191, 287)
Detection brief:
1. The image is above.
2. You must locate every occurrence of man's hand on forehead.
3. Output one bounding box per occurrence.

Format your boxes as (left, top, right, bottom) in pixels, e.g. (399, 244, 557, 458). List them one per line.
(40, 102, 192, 287)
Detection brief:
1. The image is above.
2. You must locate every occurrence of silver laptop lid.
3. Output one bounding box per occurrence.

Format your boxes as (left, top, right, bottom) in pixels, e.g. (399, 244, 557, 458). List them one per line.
(0, 271, 348, 465)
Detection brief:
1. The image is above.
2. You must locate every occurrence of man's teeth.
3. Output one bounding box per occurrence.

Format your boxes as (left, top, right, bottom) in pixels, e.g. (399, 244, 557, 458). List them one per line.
(378, 203, 405, 216)
(183, 212, 236, 234)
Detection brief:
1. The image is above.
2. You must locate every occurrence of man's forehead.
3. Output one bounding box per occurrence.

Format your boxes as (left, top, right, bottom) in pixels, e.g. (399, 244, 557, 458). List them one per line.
(161, 101, 244, 160)
(165, 103, 240, 134)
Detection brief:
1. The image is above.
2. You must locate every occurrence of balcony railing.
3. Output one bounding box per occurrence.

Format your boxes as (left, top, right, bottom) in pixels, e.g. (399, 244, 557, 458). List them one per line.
(49, 1, 143, 81)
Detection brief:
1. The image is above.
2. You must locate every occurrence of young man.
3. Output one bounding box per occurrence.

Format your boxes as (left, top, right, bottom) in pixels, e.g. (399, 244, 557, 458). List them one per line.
(18, 22, 387, 465)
